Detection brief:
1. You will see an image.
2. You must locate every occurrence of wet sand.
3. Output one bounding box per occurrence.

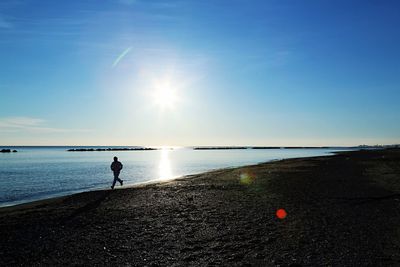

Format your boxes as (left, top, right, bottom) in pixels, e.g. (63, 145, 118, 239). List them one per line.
(1, 149, 400, 266)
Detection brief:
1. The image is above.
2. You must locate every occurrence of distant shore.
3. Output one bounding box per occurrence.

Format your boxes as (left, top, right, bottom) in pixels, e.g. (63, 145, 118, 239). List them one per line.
(1, 149, 400, 265)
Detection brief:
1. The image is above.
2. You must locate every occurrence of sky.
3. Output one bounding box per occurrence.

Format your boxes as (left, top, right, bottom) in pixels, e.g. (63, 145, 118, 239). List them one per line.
(0, 0, 399, 146)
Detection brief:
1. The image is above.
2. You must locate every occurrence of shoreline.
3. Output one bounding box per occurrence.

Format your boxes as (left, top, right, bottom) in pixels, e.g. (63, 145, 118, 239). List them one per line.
(0, 164, 241, 210)
(0, 167, 230, 211)
(0, 160, 274, 211)
(0, 151, 344, 210)
(1, 148, 399, 265)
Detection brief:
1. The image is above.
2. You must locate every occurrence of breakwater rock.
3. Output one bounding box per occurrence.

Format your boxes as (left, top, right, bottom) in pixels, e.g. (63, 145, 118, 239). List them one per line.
(1, 149, 17, 153)
(67, 148, 157, 152)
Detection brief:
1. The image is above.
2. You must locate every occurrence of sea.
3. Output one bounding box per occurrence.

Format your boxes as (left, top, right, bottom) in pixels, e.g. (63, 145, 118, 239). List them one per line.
(0, 146, 352, 207)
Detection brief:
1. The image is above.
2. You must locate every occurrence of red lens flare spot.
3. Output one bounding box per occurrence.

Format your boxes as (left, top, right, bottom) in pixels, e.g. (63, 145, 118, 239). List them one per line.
(276, 209, 287, 219)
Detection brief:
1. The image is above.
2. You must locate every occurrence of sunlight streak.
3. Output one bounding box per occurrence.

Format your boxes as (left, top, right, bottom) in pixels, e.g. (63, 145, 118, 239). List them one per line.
(158, 148, 173, 180)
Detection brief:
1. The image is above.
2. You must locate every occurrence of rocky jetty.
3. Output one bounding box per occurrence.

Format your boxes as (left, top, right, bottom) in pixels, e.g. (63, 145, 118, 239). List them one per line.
(0, 149, 17, 153)
(193, 146, 248, 150)
(67, 148, 157, 152)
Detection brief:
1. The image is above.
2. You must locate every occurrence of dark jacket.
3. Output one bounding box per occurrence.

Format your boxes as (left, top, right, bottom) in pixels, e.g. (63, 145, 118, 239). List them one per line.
(111, 161, 123, 172)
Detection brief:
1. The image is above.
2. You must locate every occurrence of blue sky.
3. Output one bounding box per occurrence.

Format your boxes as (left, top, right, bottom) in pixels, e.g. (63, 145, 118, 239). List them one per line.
(0, 0, 399, 146)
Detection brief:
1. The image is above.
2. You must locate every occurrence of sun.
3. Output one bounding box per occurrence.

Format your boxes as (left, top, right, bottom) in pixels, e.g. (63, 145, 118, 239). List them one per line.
(152, 84, 179, 110)
(144, 67, 187, 111)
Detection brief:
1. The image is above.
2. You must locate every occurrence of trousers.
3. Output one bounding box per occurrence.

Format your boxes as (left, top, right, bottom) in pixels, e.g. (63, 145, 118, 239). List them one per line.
(111, 171, 122, 188)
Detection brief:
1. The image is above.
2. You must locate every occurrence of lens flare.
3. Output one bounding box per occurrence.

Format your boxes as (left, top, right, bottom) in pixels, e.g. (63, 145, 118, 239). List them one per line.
(239, 171, 256, 185)
(276, 209, 287, 219)
(112, 47, 132, 68)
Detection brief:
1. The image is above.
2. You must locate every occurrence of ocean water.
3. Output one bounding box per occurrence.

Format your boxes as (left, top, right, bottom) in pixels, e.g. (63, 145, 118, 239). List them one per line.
(0, 146, 351, 207)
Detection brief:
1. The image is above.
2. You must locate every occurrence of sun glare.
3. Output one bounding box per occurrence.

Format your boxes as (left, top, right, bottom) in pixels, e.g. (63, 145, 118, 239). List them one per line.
(142, 65, 194, 112)
(152, 85, 178, 109)
(146, 69, 185, 111)
(159, 148, 173, 180)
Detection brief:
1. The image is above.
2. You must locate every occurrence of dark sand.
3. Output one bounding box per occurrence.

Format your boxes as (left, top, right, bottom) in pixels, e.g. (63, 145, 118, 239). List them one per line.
(1, 149, 400, 266)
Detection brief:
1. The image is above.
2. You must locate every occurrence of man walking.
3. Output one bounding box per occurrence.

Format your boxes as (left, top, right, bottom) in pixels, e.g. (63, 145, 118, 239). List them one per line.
(110, 156, 123, 189)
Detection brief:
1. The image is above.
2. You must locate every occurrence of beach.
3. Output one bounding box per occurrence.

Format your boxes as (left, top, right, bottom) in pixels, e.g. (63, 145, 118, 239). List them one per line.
(1, 149, 400, 266)
(0, 147, 344, 207)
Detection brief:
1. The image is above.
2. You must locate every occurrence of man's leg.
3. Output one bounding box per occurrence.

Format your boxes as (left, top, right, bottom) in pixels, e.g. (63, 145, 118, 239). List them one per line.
(111, 178, 117, 189)
(113, 171, 123, 186)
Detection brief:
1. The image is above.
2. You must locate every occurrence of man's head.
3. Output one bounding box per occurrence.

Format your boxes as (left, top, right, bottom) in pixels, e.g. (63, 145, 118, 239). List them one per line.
(114, 156, 118, 161)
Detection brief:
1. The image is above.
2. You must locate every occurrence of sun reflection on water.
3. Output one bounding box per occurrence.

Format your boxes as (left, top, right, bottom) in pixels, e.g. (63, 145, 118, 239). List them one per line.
(159, 149, 173, 180)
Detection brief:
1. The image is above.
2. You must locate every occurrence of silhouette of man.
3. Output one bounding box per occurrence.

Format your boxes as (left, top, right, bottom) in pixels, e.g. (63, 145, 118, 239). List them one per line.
(110, 156, 123, 189)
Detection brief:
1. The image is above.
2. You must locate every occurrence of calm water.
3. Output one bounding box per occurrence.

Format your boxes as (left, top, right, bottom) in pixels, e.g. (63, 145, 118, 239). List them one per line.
(0, 147, 351, 207)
